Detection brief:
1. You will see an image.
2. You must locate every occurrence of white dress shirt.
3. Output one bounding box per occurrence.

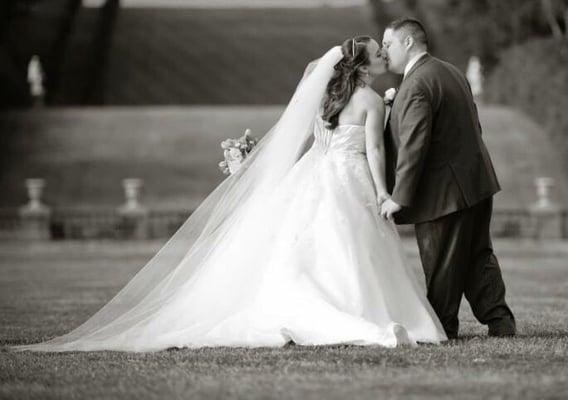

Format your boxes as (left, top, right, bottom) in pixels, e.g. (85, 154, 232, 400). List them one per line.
(403, 52, 428, 79)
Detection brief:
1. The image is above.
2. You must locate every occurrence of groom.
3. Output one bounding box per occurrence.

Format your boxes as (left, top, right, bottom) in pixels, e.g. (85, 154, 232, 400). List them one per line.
(379, 18, 515, 339)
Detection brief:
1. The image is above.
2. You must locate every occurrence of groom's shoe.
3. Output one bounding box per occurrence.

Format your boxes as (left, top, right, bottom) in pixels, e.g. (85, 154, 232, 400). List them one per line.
(488, 318, 516, 337)
(443, 319, 459, 340)
(488, 330, 515, 338)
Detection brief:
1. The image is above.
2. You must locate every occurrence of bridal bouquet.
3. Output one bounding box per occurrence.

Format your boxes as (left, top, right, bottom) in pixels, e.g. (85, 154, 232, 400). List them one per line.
(218, 129, 258, 175)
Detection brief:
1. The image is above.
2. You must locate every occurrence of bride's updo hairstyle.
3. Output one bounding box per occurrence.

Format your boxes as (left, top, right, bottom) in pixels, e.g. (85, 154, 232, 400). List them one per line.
(322, 35, 372, 130)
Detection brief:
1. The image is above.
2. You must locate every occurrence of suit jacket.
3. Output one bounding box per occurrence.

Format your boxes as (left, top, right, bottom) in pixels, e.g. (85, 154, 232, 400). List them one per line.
(385, 54, 501, 224)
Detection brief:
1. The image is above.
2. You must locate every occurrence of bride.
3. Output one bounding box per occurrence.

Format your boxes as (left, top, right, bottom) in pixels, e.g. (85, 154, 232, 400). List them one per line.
(15, 36, 447, 352)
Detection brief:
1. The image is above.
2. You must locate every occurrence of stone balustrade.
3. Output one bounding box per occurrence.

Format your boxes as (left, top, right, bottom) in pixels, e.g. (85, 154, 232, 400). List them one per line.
(0, 178, 566, 241)
(18, 179, 51, 240)
(529, 177, 563, 240)
(117, 178, 149, 239)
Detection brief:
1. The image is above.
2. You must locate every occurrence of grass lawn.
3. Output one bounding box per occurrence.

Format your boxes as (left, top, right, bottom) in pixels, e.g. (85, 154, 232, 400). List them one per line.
(1, 240, 568, 399)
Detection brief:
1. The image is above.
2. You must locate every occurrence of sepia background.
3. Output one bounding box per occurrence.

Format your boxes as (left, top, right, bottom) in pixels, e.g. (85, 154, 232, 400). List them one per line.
(1, 0, 568, 399)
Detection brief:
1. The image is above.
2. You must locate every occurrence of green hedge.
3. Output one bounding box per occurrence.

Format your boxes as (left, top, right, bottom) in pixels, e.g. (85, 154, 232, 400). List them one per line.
(485, 38, 568, 172)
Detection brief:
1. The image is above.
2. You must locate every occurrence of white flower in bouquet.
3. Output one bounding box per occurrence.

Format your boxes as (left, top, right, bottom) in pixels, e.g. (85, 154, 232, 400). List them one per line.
(229, 147, 244, 161)
(218, 129, 258, 175)
(218, 160, 229, 175)
(227, 148, 244, 173)
(227, 160, 241, 174)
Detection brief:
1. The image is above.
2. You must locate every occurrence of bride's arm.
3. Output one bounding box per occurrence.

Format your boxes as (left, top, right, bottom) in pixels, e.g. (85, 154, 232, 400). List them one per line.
(364, 96, 388, 206)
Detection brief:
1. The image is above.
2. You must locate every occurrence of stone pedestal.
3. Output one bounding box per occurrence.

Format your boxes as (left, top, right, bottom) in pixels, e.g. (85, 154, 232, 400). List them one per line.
(529, 177, 562, 240)
(117, 178, 148, 239)
(19, 179, 51, 240)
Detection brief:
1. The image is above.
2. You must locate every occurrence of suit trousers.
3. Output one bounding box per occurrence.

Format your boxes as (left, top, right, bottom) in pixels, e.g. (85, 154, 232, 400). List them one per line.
(414, 197, 516, 338)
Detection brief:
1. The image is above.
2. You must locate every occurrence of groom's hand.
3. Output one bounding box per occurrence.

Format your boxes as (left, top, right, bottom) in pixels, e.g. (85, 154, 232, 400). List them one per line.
(380, 199, 402, 220)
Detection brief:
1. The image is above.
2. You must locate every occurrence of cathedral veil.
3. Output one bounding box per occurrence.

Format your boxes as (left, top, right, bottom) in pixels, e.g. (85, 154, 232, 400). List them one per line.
(14, 46, 344, 351)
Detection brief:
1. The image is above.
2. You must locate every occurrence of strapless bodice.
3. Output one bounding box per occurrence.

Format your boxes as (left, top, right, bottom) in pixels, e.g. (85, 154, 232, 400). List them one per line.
(313, 117, 366, 155)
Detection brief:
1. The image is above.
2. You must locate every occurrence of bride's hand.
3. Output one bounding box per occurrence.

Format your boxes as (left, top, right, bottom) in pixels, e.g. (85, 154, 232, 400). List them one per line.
(377, 192, 390, 208)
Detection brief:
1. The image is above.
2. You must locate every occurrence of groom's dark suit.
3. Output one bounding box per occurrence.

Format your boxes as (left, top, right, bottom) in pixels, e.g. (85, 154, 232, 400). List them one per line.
(385, 54, 515, 338)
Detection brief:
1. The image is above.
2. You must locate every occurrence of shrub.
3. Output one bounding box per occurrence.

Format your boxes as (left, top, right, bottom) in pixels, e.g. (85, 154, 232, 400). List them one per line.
(485, 38, 568, 173)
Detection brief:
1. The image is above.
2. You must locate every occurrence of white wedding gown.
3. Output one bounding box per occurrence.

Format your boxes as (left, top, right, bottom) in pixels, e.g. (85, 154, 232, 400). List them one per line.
(19, 117, 445, 352)
(15, 47, 446, 352)
(177, 117, 447, 349)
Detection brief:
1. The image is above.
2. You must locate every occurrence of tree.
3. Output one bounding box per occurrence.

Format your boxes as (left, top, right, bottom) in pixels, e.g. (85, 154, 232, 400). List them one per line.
(368, 0, 567, 70)
(414, 0, 565, 71)
(541, 0, 568, 39)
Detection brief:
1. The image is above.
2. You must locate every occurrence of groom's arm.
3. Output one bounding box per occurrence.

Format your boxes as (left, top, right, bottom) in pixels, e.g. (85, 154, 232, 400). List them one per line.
(391, 84, 433, 207)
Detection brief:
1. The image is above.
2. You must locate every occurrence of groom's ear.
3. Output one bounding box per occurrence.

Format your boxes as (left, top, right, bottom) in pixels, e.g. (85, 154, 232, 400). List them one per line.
(404, 35, 414, 50)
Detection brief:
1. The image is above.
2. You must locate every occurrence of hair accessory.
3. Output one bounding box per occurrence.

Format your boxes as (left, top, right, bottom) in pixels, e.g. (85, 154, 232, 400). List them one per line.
(352, 38, 356, 57)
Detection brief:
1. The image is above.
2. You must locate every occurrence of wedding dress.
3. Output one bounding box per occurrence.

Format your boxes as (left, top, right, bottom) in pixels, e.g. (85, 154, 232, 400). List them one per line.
(14, 47, 446, 352)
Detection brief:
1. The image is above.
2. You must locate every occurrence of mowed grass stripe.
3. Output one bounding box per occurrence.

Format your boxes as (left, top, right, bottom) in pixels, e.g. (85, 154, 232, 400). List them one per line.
(0, 241, 567, 399)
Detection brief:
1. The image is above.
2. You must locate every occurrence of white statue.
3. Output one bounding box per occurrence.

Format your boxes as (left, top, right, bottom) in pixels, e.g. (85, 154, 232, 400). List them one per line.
(466, 56, 483, 99)
(27, 55, 45, 105)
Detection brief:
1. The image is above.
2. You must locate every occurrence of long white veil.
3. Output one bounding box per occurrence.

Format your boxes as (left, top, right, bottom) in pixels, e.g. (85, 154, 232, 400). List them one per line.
(15, 46, 344, 351)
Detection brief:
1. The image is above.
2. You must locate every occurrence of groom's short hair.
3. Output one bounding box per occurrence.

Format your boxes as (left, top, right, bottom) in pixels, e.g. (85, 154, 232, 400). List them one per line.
(387, 17, 429, 48)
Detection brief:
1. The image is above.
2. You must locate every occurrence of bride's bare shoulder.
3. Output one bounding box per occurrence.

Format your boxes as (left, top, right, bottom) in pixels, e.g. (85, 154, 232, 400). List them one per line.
(354, 87, 384, 109)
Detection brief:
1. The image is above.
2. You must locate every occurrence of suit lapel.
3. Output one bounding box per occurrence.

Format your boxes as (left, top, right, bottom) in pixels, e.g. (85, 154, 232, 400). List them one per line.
(390, 54, 433, 136)
(403, 53, 431, 82)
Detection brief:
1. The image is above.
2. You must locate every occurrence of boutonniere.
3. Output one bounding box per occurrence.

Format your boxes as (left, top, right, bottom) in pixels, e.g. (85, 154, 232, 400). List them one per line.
(384, 88, 397, 107)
